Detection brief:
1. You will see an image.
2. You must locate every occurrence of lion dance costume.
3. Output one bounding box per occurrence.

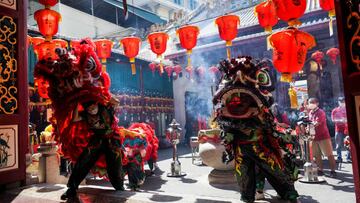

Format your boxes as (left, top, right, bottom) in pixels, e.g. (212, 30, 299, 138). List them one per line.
(212, 57, 299, 202)
(34, 38, 125, 200)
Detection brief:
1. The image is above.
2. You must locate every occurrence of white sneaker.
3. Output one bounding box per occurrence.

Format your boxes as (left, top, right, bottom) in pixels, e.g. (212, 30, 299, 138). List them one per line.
(255, 191, 265, 200)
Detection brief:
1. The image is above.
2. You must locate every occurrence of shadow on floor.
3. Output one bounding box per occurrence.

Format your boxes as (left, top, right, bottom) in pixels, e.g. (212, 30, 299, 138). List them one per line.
(149, 194, 183, 202)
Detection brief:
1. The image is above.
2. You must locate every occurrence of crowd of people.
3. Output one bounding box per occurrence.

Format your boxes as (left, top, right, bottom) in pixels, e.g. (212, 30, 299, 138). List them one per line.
(273, 96, 350, 178)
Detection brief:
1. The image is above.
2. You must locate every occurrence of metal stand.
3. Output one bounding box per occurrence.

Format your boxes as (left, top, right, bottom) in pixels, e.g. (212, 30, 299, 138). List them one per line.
(297, 117, 325, 183)
(166, 119, 186, 177)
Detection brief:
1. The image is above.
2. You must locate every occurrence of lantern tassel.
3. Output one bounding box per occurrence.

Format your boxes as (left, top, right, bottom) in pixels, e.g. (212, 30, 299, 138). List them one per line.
(226, 47, 231, 59)
(131, 63, 136, 75)
(280, 73, 292, 83)
(265, 26, 272, 34)
(288, 19, 302, 27)
(288, 87, 298, 109)
(187, 54, 191, 67)
(267, 36, 271, 50)
(102, 64, 106, 72)
(159, 62, 164, 75)
(329, 16, 334, 37)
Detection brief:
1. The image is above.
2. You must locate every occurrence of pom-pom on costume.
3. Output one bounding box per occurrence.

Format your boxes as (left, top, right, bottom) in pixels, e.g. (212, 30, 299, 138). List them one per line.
(34, 38, 124, 200)
(212, 56, 299, 202)
(120, 123, 159, 190)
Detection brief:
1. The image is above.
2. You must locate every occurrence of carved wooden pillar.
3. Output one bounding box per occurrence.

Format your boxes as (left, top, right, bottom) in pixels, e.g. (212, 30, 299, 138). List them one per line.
(335, 0, 360, 201)
(0, 0, 28, 185)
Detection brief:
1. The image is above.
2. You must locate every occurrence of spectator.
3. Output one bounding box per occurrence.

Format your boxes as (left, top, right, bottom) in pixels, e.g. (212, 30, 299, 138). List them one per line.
(331, 97, 351, 163)
(308, 98, 337, 177)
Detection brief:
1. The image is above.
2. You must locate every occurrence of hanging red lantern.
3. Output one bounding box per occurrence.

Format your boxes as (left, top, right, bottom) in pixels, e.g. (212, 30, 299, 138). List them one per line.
(52, 38, 68, 49)
(273, 0, 306, 26)
(34, 41, 58, 60)
(149, 62, 157, 75)
(269, 27, 316, 82)
(196, 66, 206, 78)
(27, 35, 32, 48)
(39, 0, 59, 7)
(326, 47, 340, 64)
(94, 39, 113, 71)
(254, 0, 278, 33)
(32, 37, 45, 46)
(120, 36, 141, 75)
(35, 77, 50, 99)
(34, 8, 61, 41)
(311, 51, 324, 64)
(165, 66, 173, 79)
(215, 15, 240, 59)
(70, 39, 81, 49)
(177, 25, 199, 67)
(320, 0, 335, 17)
(209, 66, 219, 74)
(173, 65, 182, 78)
(185, 66, 193, 79)
(147, 32, 169, 74)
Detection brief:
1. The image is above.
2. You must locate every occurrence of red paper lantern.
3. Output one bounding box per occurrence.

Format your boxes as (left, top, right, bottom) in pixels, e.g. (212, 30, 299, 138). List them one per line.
(52, 38, 68, 49)
(185, 66, 193, 79)
(177, 25, 199, 67)
(269, 27, 316, 82)
(320, 0, 335, 17)
(39, 0, 59, 7)
(36, 77, 49, 99)
(149, 62, 157, 75)
(147, 32, 169, 74)
(94, 39, 113, 63)
(196, 66, 206, 78)
(34, 8, 61, 41)
(165, 66, 173, 79)
(120, 37, 141, 75)
(173, 65, 182, 78)
(254, 0, 278, 33)
(70, 39, 81, 49)
(34, 41, 58, 60)
(311, 51, 324, 64)
(326, 47, 340, 64)
(273, 0, 306, 26)
(215, 15, 240, 58)
(32, 37, 45, 46)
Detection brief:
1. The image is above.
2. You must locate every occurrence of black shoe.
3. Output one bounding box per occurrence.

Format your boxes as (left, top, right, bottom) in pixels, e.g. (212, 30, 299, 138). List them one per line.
(329, 171, 337, 178)
(336, 158, 343, 163)
(317, 170, 324, 176)
(60, 188, 77, 200)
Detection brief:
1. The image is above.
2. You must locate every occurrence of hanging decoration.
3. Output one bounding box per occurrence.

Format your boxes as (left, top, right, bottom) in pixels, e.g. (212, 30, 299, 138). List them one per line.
(209, 65, 219, 82)
(215, 14, 240, 59)
(34, 8, 61, 41)
(269, 27, 316, 82)
(27, 35, 32, 48)
(254, 0, 278, 33)
(34, 41, 58, 60)
(147, 32, 169, 74)
(326, 47, 340, 64)
(120, 36, 141, 75)
(94, 39, 113, 71)
(149, 62, 157, 75)
(288, 86, 298, 109)
(39, 0, 59, 7)
(196, 66, 206, 79)
(70, 39, 81, 49)
(176, 25, 199, 67)
(165, 66, 173, 80)
(319, 0, 335, 36)
(311, 51, 324, 64)
(52, 38, 68, 49)
(185, 66, 193, 79)
(35, 77, 50, 99)
(273, 0, 306, 26)
(173, 65, 182, 79)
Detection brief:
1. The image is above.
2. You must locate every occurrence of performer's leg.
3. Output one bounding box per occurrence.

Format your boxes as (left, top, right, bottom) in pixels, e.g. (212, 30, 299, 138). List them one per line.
(105, 139, 125, 191)
(234, 145, 256, 203)
(255, 165, 266, 200)
(61, 145, 102, 200)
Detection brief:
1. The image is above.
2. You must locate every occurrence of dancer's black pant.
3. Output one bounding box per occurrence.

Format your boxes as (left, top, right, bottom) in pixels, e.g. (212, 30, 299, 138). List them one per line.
(67, 137, 124, 190)
(234, 143, 298, 202)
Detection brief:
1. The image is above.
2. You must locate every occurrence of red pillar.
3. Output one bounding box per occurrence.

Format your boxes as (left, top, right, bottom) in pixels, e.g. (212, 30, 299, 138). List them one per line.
(0, 0, 28, 185)
(335, 0, 360, 201)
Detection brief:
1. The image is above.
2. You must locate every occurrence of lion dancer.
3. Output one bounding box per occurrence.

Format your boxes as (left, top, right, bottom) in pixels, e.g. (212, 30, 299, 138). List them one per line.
(34, 38, 125, 200)
(213, 57, 298, 203)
